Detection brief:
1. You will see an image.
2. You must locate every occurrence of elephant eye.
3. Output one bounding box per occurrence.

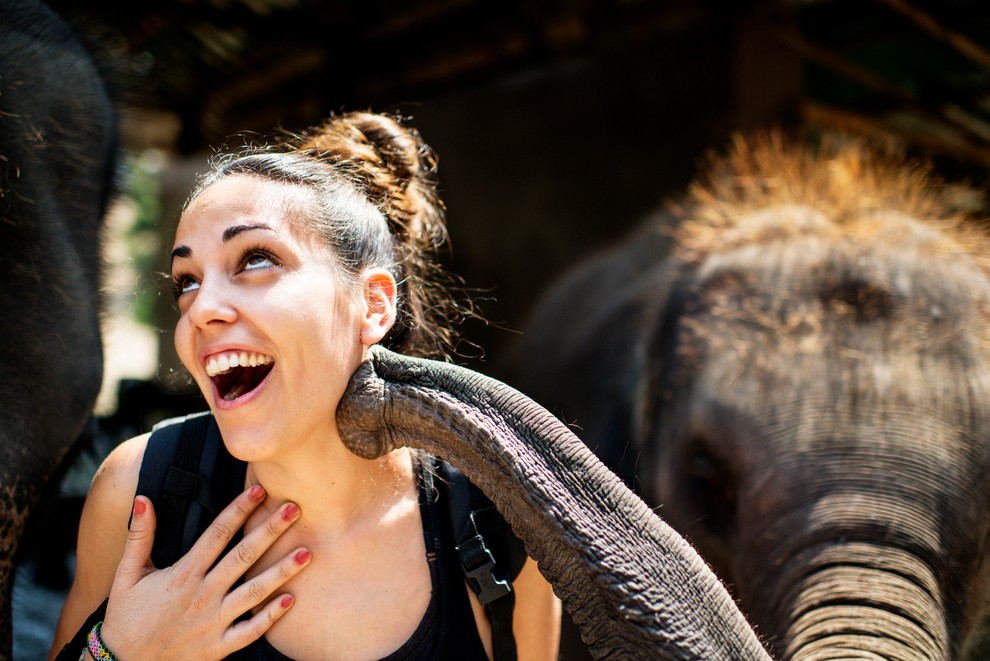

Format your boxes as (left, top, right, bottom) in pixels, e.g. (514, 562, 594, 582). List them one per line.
(685, 438, 737, 536)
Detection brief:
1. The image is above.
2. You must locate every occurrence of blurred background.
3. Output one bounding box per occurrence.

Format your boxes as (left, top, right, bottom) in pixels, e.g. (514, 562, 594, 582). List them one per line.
(15, 0, 990, 657)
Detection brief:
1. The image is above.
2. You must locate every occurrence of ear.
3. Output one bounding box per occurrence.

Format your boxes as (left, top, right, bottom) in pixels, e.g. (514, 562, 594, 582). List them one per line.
(360, 268, 397, 346)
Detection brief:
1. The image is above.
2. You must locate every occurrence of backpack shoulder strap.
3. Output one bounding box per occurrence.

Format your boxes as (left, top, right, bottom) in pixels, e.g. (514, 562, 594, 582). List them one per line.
(136, 411, 245, 568)
(59, 413, 225, 659)
(439, 460, 527, 661)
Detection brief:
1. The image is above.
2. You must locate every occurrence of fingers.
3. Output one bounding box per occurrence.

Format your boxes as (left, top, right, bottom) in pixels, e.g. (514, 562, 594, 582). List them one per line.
(101, 488, 310, 660)
(222, 546, 312, 629)
(225, 592, 298, 651)
(115, 496, 158, 585)
(181, 484, 269, 575)
(209, 500, 302, 587)
(177, 486, 306, 610)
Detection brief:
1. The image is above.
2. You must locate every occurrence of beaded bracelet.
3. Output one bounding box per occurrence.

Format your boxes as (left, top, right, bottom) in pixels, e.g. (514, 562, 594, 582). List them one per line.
(87, 622, 118, 661)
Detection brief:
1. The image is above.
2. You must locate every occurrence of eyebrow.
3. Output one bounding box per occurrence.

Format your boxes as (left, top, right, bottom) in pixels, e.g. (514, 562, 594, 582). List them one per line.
(171, 223, 274, 265)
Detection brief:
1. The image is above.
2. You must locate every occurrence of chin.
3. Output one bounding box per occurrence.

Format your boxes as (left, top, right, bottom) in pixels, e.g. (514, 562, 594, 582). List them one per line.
(212, 416, 278, 462)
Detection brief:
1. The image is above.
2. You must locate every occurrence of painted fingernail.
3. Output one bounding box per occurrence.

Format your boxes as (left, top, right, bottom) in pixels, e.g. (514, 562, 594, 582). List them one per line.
(133, 498, 146, 517)
(282, 503, 300, 521)
(281, 595, 295, 609)
(294, 549, 311, 565)
(249, 485, 265, 501)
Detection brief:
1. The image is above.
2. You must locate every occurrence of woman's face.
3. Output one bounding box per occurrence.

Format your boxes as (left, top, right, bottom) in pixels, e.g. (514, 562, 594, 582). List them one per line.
(170, 174, 369, 461)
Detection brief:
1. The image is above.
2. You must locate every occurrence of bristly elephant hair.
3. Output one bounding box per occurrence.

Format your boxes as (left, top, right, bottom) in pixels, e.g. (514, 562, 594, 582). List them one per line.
(504, 131, 990, 660)
(0, 0, 116, 655)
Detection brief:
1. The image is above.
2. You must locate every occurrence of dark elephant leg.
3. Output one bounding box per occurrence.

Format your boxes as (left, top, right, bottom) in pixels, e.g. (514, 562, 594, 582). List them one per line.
(0, 0, 115, 654)
(338, 346, 770, 660)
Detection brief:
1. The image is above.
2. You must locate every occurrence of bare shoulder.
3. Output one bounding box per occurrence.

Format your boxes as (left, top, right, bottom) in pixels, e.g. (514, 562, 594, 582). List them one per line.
(78, 432, 151, 576)
(49, 433, 151, 659)
(91, 432, 150, 502)
(513, 556, 562, 661)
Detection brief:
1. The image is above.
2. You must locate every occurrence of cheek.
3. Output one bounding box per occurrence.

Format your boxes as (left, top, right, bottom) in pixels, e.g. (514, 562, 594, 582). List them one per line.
(308, 297, 367, 374)
(310, 307, 362, 365)
(173, 316, 196, 373)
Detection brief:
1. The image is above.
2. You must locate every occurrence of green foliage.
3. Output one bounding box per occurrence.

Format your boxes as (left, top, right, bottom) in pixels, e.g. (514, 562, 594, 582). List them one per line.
(118, 151, 166, 328)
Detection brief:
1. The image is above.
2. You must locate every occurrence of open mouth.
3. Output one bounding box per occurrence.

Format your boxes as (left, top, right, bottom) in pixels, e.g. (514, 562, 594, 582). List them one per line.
(206, 351, 274, 401)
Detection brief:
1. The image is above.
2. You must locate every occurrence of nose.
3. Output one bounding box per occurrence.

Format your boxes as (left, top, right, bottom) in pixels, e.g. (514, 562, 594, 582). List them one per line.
(185, 277, 237, 328)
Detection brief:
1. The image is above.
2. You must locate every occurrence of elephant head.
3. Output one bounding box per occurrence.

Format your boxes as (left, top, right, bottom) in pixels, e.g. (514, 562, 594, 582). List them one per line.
(0, 0, 115, 653)
(504, 133, 990, 659)
(337, 345, 770, 660)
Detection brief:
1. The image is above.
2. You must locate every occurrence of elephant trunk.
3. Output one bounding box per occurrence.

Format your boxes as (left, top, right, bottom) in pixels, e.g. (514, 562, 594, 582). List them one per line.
(337, 346, 770, 661)
(749, 541, 949, 660)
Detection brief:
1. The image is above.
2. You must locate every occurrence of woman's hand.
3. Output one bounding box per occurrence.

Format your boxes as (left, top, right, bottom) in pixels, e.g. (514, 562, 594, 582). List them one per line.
(97, 486, 311, 660)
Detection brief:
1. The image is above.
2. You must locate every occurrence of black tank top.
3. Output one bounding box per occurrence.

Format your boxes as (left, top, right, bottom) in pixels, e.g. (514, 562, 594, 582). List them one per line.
(55, 424, 509, 661)
(226, 456, 490, 661)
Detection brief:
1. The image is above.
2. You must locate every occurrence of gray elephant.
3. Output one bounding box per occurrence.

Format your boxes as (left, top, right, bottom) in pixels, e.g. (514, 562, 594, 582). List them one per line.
(502, 133, 990, 659)
(0, 0, 115, 654)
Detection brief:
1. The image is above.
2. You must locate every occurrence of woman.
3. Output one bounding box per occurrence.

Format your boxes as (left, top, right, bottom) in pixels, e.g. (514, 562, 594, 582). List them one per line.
(50, 112, 561, 660)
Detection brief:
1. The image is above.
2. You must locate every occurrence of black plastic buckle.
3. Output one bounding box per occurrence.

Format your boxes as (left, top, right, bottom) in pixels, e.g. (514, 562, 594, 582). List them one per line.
(456, 534, 512, 605)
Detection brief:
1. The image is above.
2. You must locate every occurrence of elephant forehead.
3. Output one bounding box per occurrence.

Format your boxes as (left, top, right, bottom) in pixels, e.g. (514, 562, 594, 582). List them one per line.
(670, 318, 990, 438)
(679, 339, 990, 456)
(681, 372, 984, 449)
(678, 222, 990, 357)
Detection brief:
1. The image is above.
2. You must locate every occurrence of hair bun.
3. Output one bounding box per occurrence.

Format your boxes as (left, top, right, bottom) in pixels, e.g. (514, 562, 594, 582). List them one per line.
(294, 112, 443, 247)
(292, 111, 462, 357)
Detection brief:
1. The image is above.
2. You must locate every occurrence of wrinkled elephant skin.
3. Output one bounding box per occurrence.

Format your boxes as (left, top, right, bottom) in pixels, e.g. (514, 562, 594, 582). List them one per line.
(0, 0, 115, 655)
(505, 134, 990, 659)
(338, 346, 770, 660)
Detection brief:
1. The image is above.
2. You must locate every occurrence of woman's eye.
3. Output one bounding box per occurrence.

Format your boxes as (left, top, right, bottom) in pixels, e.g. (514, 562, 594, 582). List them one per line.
(242, 250, 277, 271)
(172, 275, 200, 298)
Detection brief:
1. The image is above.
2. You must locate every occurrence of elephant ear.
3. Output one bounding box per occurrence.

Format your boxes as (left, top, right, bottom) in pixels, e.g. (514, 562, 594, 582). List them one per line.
(630, 258, 698, 485)
(338, 346, 770, 660)
(501, 215, 683, 496)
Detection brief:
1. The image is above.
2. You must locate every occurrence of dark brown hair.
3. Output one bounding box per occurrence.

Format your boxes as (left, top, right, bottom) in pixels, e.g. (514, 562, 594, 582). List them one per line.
(185, 111, 463, 359)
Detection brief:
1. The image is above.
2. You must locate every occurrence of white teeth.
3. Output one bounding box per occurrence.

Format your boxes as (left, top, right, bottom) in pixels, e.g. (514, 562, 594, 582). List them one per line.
(206, 351, 274, 377)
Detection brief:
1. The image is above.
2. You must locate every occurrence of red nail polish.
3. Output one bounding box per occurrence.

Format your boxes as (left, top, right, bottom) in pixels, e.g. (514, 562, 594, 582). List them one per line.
(249, 485, 265, 501)
(295, 549, 311, 564)
(133, 499, 146, 516)
(282, 503, 300, 521)
(281, 595, 294, 609)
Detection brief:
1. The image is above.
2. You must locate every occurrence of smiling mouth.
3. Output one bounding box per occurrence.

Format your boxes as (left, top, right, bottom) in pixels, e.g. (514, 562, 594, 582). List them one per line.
(206, 351, 274, 401)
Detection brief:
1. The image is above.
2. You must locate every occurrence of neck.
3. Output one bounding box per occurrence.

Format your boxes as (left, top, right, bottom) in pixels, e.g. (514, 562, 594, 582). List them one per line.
(244, 435, 417, 535)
